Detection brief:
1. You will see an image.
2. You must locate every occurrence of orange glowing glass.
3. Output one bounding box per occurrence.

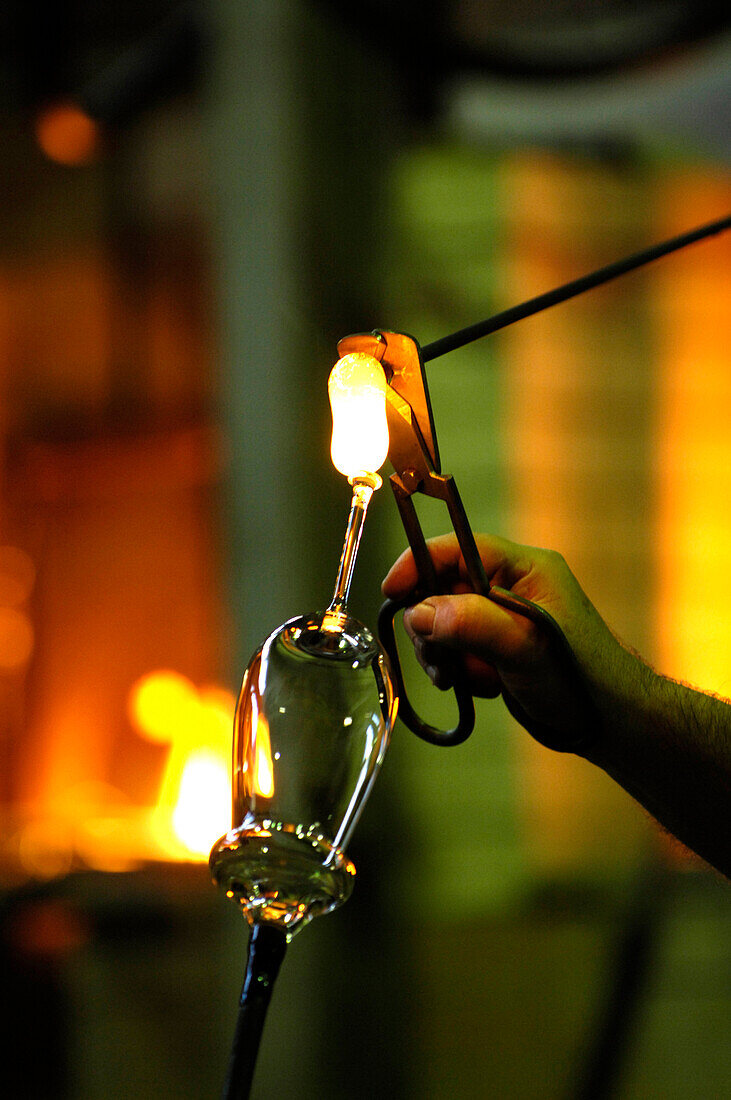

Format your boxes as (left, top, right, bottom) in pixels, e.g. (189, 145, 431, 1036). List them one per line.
(328, 352, 389, 481)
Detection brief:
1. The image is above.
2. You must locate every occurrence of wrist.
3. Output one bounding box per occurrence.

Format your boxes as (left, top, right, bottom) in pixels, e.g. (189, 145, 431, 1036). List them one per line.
(574, 640, 659, 767)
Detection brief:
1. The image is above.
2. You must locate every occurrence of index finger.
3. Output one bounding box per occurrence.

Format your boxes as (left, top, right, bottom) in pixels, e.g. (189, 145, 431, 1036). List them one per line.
(381, 532, 531, 600)
(381, 534, 462, 599)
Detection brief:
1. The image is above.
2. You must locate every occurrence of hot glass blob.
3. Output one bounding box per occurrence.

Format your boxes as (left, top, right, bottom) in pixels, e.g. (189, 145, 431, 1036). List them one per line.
(210, 609, 396, 939)
(328, 352, 389, 481)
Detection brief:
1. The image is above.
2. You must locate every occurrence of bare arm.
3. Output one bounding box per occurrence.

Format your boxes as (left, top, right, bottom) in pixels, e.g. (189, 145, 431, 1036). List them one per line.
(382, 533, 731, 876)
(584, 658, 731, 877)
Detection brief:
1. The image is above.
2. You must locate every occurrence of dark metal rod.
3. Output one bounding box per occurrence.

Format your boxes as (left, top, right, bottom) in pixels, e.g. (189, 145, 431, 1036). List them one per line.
(421, 213, 731, 362)
(569, 861, 669, 1100)
(222, 923, 288, 1100)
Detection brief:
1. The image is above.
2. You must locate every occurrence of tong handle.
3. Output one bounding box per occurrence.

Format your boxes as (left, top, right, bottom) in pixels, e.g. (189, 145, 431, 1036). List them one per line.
(378, 473, 488, 747)
(380, 584, 598, 752)
(380, 472, 599, 751)
(378, 595, 476, 746)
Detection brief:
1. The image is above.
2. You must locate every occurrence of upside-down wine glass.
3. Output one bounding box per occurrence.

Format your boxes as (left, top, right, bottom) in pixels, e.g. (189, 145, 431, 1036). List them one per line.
(209, 352, 397, 1099)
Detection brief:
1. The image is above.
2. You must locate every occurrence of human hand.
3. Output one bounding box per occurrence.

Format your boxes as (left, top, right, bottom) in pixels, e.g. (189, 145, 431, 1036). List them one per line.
(385, 533, 731, 873)
(382, 533, 625, 750)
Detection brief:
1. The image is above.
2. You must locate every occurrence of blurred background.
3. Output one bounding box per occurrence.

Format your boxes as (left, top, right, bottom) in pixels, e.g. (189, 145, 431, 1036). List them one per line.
(0, 2, 729, 1097)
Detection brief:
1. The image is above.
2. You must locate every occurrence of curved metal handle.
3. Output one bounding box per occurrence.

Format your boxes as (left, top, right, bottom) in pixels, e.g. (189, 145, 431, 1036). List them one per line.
(378, 596, 475, 746)
(379, 587, 600, 753)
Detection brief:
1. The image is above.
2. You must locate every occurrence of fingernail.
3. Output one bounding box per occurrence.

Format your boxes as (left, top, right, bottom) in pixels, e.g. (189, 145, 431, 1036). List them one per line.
(409, 601, 435, 636)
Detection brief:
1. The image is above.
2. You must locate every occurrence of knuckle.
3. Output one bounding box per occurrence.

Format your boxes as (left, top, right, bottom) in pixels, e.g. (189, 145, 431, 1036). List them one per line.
(436, 599, 464, 644)
(436, 596, 478, 646)
(537, 546, 561, 567)
(535, 546, 568, 578)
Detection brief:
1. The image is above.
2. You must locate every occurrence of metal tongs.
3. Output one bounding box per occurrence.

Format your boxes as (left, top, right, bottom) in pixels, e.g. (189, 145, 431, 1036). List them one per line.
(336, 329, 597, 750)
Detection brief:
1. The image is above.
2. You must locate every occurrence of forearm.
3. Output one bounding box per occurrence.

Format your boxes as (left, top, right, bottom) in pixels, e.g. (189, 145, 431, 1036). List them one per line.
(383, 534, 731, 874)
(581, 649, 731, 876)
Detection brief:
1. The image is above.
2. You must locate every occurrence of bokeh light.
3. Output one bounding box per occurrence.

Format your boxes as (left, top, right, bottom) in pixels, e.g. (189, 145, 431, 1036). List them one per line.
(35, 101, 100, 166)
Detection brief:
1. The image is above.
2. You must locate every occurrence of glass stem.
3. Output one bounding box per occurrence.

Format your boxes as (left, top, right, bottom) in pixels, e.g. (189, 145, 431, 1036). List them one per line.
(327, 475, 379, 618)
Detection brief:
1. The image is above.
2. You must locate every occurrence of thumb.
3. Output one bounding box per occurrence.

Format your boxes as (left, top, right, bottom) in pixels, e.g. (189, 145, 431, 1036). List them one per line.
(406, 593, 533, 666)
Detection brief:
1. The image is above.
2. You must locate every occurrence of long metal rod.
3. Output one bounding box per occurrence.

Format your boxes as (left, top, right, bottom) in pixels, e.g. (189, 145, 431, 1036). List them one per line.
(421, 213, 731, 363)
(222, 924, 288, 1100)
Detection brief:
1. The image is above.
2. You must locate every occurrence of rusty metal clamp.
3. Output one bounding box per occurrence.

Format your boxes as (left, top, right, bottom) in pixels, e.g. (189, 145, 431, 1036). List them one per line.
(336, 329, 598, 750)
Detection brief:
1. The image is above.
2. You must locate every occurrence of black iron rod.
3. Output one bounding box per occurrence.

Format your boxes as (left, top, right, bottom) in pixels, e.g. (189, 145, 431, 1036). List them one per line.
(421, 214, 731, 363)
(222, 923, 288, 1100)
(570, 861, 669, 1100)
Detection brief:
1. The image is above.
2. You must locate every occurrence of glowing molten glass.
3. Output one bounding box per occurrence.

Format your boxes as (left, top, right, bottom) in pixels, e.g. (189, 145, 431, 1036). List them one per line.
(328, 352, 389, 482)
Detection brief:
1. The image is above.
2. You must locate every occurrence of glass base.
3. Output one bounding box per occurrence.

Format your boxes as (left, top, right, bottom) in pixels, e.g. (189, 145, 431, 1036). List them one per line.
(210, 816, 356, 938)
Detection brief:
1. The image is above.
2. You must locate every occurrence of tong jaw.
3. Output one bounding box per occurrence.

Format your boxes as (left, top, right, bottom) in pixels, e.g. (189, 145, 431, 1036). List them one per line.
(336, 330, 440, 490)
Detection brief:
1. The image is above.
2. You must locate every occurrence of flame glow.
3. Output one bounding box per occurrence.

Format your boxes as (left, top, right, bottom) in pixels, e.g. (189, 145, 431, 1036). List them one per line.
(130, 670, 233, 860)
(170, 750, 231, 856)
